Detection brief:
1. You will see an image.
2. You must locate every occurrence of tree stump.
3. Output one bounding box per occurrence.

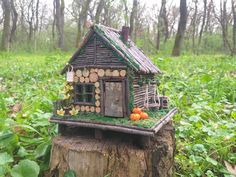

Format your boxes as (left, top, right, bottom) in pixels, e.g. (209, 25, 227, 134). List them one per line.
(49, 122, 175, 177)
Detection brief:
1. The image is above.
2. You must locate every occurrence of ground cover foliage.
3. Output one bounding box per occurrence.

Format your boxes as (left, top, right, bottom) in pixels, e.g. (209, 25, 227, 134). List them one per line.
(0, 53, 235, 176)
(154, 55, 236, 176)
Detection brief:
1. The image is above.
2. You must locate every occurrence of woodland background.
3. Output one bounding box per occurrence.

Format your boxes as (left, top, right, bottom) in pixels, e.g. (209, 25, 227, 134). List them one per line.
(0, 0, 236, 55)
(0, 0, 236, 177)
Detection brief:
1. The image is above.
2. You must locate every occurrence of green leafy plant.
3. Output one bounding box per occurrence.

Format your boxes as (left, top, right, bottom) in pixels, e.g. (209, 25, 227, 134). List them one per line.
(154, 54, 236, 176)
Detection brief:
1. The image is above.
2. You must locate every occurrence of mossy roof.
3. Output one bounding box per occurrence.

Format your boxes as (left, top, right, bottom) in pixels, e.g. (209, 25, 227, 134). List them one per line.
(62, 24, 161, 74)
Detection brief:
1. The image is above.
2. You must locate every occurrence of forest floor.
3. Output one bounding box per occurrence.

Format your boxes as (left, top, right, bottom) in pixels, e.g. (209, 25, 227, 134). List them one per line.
(0, 52, 235, 177)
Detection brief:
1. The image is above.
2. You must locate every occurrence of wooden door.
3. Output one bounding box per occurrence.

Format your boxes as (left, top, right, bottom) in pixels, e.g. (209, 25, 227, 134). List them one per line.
(104, 81, 124, 117)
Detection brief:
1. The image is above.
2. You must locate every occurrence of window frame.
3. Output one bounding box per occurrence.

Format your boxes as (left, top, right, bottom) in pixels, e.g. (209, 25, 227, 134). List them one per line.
(74, 83, 95, 105)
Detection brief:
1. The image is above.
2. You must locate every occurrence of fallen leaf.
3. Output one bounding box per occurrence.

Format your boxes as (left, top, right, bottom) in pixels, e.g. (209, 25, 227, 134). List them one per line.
(11, 103, 22, 113)
(224, 161, 236, 176)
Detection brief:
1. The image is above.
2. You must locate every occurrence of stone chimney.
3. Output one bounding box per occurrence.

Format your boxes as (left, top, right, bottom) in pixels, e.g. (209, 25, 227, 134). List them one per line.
(121, 26, 129, 42)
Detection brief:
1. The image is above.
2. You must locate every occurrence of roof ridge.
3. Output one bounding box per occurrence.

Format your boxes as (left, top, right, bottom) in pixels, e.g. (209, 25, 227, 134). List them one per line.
(93, 24, 120, 33)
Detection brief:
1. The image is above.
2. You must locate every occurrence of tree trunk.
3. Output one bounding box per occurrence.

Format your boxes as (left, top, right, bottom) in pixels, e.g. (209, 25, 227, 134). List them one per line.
(232, 0, 236, 54)
(76, 0, 92, 47)
(192, 0, 198, 53)
(129, 0, 138, 39)
(27, 0, 34, 42)
(205, 0, 213, 33)
(95, 0, 105, 24)
(9, 0, 18, 44)
(1, 0, 11, 51)
(172, 0, 187, 56)
(220, 0, 233, 54)
(33, 0, 39, 51)
(49, 122, 175, 177)
(122, 0, 129, 26)
(161, 0, 169, 42)
(156, 28, 161, 50)
(198, 0, 207, 46)
(54, 0, 65, 50)
(156, 1, 164, 50)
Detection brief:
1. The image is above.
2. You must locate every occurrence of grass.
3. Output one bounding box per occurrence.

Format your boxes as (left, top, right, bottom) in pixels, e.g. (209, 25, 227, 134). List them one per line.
(0, 52, 235, 177)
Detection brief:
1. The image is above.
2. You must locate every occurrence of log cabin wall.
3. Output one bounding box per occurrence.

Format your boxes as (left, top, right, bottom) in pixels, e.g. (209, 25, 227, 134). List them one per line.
(133, 74, 156, 108)
(68, 33, 128, 115)
(72, 67, 128, 115)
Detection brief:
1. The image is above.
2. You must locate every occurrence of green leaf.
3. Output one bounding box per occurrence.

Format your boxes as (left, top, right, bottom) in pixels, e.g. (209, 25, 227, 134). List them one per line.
(205, 170, 217, 177)
(189, 115, 201, 122)
(17, 146, 28, 157)
(231, 111, 236, 119)
(0, 132, 18, 150)
(206, 156, 218, 166)
(16, 124, 42, 136)
(34, 141, 50, 158)
(0, 152, 13, 165)
(63, 170, 76, 177)
(0, 132, 14, 142)
(0, 166, 7, 176)
(10, 159, 40, 177)
(192, 144, 206, 153)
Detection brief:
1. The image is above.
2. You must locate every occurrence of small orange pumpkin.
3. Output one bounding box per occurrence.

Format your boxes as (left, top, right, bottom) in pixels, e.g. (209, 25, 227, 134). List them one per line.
(132, 107, 142, 114)
(140, 112, 149, 119)
(130, 113, 141, 121)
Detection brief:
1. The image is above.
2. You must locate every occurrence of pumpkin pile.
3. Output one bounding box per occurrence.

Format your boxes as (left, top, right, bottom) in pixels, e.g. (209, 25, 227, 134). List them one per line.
(130, 107, 149, 121)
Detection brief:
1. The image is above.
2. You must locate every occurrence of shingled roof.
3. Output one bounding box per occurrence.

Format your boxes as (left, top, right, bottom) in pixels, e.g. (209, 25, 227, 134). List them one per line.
(62, 24, 161, 74)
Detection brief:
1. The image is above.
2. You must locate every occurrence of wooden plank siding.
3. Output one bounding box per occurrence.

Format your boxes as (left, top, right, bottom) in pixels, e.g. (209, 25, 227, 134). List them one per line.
(70, 35, 126, 68)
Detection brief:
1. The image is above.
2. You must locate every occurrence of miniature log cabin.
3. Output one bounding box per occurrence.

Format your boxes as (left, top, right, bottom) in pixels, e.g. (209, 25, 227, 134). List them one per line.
(49, 26, 177, 176)
(50, 24, 176, 141)
(60, 24, 165, 117)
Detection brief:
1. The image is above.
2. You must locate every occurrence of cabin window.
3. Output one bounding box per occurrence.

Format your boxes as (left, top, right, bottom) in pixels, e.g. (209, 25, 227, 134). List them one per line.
(74, 83, 95, 105)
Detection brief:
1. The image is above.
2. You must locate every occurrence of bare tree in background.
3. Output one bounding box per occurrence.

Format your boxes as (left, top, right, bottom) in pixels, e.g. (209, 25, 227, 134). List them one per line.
(1, 0, 11, 51)
(172, 0, 187, 56)
(76, 0, 92, 47)
(0, 0, 235, 55)
(130, 0, 138, 39)
(217, 0, 233, 53)
(19, 0, 26, 35)
(191, 0, 198, 52)
(122, 0, 129, 26)
(168, 5, 179, 37)
(156, 8, 161, 50)
(95, 0, 105, 23)
(161, 0, 169, 42)
(103, 1, 124, 28)
(156, 0, 168, 50)
(9, 0, 18, 43)
(198, 0, 207, 46)
(53, 0, 65, 50)
(204, 0, 213, 32)
(232, 0, 236, 54)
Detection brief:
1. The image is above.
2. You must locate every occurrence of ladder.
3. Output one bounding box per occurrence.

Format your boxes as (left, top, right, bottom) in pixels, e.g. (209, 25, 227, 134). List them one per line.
(144, 84, 160, 109)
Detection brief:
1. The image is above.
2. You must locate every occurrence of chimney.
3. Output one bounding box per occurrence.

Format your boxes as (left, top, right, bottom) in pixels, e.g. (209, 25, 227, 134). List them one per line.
(121, 26, 129, 42)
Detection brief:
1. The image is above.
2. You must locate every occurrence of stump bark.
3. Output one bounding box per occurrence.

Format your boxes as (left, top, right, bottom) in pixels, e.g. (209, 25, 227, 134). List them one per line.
(49, 122, 175, 177)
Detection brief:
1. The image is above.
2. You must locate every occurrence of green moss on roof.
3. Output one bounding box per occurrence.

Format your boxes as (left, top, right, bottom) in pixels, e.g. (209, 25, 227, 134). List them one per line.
(94, 24, 140, 71)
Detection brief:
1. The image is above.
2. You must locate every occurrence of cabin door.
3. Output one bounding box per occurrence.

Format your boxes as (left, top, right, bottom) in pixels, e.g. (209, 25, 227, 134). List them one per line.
(104, 81, 124, 117)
